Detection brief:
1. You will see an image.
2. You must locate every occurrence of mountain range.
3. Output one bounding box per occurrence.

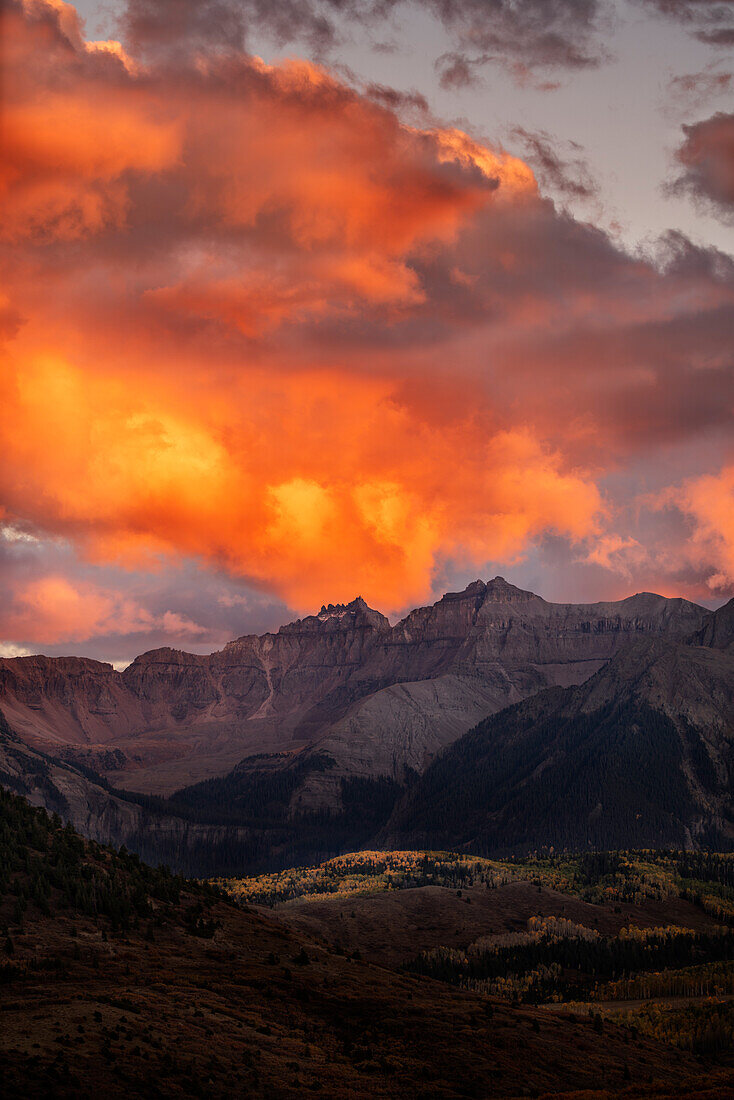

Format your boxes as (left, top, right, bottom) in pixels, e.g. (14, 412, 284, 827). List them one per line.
(0, 578, 731, 873)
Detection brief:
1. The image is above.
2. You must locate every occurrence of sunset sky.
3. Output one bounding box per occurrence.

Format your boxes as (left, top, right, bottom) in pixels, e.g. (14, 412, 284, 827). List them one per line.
(1, 0, 733, 666)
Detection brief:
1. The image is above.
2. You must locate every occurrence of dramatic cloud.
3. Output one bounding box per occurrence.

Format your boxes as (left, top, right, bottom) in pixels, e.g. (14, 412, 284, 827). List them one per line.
(670, 112, 734, 221)
(0, 355, 602, 613)
(0, 0, 733, 653)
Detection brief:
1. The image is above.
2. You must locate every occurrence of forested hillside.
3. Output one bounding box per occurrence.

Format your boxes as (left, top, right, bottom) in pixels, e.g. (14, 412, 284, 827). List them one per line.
(223, 848, 734, 1066)
(5, 789, 725, 1098)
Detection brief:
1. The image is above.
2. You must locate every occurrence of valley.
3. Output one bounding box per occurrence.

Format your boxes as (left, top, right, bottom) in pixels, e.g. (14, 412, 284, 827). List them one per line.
(7, 0, 734, 1093)
(2, 789, 734, 1098)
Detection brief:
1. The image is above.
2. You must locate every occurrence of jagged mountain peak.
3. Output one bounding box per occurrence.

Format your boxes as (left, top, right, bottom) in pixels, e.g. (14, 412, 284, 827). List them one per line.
(317, 595, 371, 617)
(281, 595, 390, 634)
(438, 576, 539, 604)
(439, 578, 486, 600)
(0, 577, 714, 802)
(484, 575, 541, 602)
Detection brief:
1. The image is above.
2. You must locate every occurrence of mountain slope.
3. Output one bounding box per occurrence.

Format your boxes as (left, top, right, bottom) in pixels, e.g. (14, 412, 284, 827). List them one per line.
(381, 636, 734, 855)
(0, 709, 408, 876)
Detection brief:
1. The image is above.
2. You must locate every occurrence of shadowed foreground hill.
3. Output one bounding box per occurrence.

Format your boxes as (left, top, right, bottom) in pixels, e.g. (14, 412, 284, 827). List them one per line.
(1, 790, 731, 1099)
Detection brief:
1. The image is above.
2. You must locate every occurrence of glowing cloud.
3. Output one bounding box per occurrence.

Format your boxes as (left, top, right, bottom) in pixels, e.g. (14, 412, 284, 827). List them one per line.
(667, 466, 734, 593)
(0, 355, 602, 612)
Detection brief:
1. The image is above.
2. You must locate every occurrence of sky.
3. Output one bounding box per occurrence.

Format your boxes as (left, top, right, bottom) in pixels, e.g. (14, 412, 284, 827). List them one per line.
(0, 0, 733, 666)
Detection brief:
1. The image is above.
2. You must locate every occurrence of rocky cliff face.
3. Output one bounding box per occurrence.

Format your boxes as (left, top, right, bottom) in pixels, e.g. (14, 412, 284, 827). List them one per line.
(0, 582, 729, 872)
(0, 656, 146, 746)
(369, 579, 707, 681)
(0, 581, 711, 801)
(694, 596, 734, 652)
(0, 596, 393, 793)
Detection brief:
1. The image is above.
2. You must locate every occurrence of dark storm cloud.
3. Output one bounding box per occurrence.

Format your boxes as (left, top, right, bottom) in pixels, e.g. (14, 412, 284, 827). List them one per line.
(669, 112, 734, 221)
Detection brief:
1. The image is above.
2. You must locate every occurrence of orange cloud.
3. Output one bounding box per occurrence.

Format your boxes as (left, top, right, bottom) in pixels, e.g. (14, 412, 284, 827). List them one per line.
(1, 573, 208, 644)
(6, 575, 153, 643)
(667, 465, 734, 593)
(0, 2, 180, 241)
(0, 354, 602, 613)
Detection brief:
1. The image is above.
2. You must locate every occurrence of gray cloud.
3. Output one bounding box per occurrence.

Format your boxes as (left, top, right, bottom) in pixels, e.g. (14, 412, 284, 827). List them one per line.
(121, 0, 249, 57)
(425, 0, 607, 74)
(435, 51, 488, 90)
(668, 112, 734, 222)
(637, 0, 734, 45)
(667, 67, 733, 113)
(508, 127, 600, 202)
(363, 81, 430, 115)
(120, 0, 610, 84)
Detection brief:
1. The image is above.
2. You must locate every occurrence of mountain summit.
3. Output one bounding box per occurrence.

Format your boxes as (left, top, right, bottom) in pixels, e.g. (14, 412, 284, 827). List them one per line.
(282, 596, 390, 634)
